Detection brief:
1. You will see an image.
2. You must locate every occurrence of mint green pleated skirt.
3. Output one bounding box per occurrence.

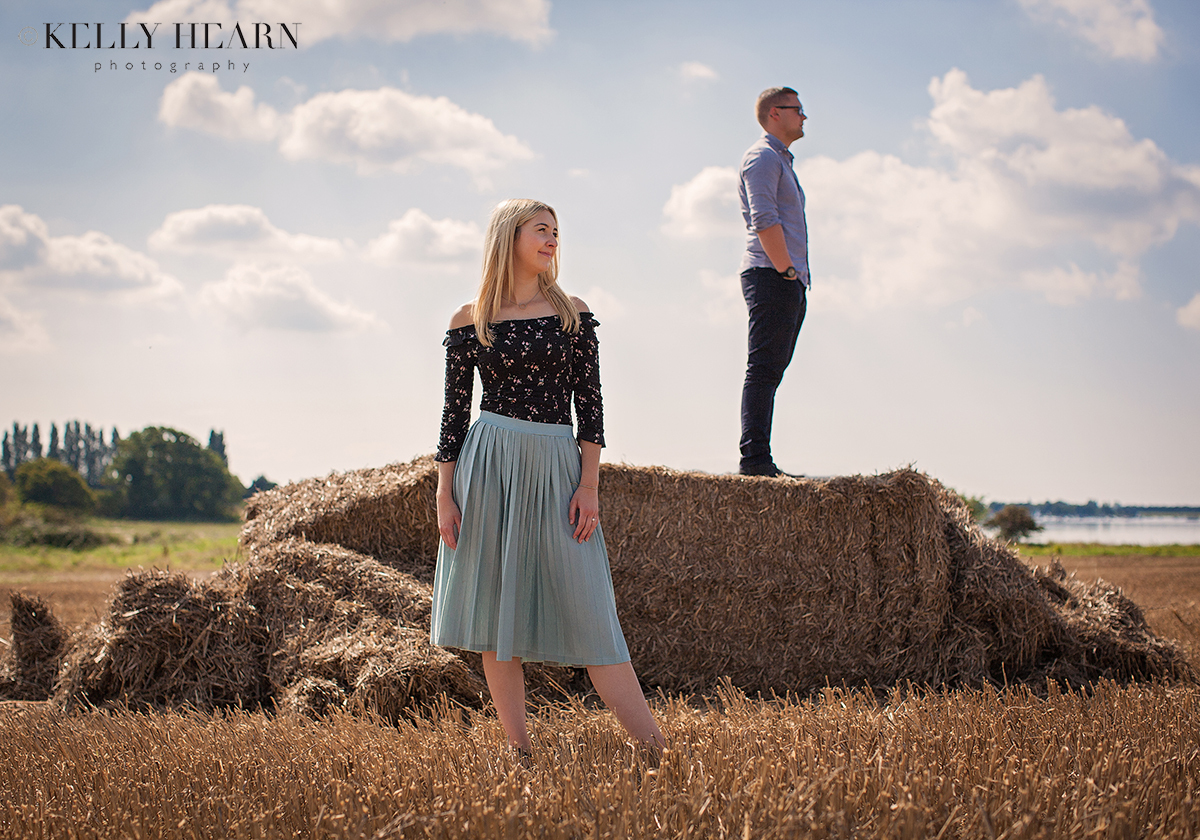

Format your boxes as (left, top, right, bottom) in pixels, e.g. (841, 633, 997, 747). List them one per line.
(430, 411, 631, 666)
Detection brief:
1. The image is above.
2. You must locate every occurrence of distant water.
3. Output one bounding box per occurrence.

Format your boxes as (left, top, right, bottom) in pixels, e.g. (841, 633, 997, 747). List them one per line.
(1027, 516, 1200, 546)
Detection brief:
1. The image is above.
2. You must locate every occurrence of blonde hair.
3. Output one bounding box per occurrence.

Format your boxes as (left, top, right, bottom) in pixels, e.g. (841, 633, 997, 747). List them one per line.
(473, 199, 580, 346)
(755, 86, 799, 129)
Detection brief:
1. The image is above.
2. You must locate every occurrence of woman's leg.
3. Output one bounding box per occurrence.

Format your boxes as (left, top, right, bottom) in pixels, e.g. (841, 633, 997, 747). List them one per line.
(482, 652, 531, 750)
(587, 661, 666, 748)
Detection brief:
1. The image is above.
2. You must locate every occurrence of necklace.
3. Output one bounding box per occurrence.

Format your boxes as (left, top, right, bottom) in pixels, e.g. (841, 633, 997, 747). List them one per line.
(506, 289, 542, 310)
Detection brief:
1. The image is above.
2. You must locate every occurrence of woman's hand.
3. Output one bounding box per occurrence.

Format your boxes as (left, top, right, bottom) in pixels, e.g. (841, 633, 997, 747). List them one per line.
(436, 460, 461, 550)
(437, 494, 462, 550)
(569, 485, 600, 543)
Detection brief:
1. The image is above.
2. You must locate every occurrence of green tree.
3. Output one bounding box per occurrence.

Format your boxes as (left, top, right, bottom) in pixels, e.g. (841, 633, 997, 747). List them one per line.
(82, 423, 106, 487)
(10, 423, 30, 470)
(47, 423, 61, 460)
(13, 458, 95, 513)
(63, 421, 80, 472)
(987, 504, 1044, 542)
(952, 489, 989, 522)
(207, 429, 227, 465)
(107, 427, 244, 521)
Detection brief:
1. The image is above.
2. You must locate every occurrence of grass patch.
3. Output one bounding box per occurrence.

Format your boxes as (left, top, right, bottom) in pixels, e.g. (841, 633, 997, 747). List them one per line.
(1017, 541, 1200, 557)
(0, 519, 242, 576)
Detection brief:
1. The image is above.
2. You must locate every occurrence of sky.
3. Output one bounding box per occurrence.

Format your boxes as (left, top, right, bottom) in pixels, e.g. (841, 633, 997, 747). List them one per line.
(1, 0, 1198, 505)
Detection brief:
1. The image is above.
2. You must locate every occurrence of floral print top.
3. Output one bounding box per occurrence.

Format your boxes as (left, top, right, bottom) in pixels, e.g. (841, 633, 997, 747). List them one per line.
(435, 313, 605, 462)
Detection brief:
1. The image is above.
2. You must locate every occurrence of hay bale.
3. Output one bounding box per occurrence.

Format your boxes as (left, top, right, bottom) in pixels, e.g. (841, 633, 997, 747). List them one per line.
(3, 594, 68, 701)
(333, 622, 487, 722)
(231, 538, 435, 697)
(54, 570, 268, 711)
(242, 458, 439, 581)
(238, 538, 433, 629)
(938, 499, 1061, 685)
(240, 457, 1191, 695)
(597, 467, 955, 693)
(39, 454, 1194, 717)
(1029, 561, 1191, 684)
(50, 539, 480, 717)
(287, 615, 488, 719)
(278, 677, 346, 717)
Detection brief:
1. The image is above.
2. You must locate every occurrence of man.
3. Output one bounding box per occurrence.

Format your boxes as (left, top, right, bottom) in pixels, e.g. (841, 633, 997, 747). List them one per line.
(736, 86, 810, 477)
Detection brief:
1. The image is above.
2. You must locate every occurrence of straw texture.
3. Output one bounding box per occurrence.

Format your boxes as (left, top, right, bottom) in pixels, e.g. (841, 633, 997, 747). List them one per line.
(1, 456, 1190, 716)
(0, 593, 68, 701)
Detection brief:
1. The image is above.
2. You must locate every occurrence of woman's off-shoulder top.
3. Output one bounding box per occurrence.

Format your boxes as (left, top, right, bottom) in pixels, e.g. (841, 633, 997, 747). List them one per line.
(435, 313, 605, 462)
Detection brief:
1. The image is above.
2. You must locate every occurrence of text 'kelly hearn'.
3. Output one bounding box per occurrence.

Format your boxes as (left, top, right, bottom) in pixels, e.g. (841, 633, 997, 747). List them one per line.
(42, 22, 300, 50)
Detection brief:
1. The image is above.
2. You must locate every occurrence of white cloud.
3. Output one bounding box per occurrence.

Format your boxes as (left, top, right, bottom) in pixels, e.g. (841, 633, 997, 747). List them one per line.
(679, 61, 718, 82)
(661, 166, 742, 239)
(0, 205, 180, 299)
(1018, 262, 1142, 306)
(664, 70, 1200, 312)
(278, 87, 534, 181)
(0, 294, 48, 352)
(926, 70, 1180, 207)
(149, 204, 347, 259)
(127, 0, 552, 46)
(365, 209, 481, 266)
(1020, 263, 1100, 305)
(42, 232, 180, 296)
(0, 205, 50, 271)
(1018, 0, 1163, 61)
(158, 74, 280, 142)
(159, 75, 535, 184)
(1178, 293, 1200, 330)
(200, 262, 379, 332)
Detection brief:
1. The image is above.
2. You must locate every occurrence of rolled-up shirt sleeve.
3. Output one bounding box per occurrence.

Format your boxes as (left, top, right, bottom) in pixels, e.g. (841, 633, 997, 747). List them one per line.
(741, 148, 783, 232)
(570, 313, 605, 448)
(435, 328, 477, 462)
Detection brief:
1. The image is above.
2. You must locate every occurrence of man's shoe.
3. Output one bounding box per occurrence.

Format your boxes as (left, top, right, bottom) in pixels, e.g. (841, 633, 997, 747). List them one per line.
(739, 462, 804, 478)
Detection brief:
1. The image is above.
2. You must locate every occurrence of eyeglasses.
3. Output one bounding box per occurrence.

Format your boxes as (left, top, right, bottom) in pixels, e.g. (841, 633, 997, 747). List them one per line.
(775, 105, 805, 117)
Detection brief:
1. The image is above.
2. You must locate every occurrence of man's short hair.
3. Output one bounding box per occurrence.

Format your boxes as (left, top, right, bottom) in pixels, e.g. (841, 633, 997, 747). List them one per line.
(756, 87, 799, 129)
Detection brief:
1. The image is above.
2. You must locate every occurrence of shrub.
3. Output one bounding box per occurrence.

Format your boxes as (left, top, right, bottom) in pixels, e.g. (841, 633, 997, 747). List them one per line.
(0, 473, 15, 532)
(14, 458, 94, 513)
(244, 475, 278, 498)
(987, 504, 1043, 542)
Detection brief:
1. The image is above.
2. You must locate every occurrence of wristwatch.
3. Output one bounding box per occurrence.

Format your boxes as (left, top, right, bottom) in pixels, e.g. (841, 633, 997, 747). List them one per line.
(780, 266, 797, 280)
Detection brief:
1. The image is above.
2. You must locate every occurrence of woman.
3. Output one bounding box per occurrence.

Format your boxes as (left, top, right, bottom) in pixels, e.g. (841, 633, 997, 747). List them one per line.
(432, 199, 664, 757)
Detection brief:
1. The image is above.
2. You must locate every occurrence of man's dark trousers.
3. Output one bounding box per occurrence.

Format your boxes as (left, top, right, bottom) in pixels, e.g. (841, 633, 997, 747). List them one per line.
(739, 266, 807, 472)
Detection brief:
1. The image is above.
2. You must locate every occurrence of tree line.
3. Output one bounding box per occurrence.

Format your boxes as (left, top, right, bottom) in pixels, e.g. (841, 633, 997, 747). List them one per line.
(2, 421, 118, 488)
(2, 421, 276, 521)
(987, 500, 1200, 518)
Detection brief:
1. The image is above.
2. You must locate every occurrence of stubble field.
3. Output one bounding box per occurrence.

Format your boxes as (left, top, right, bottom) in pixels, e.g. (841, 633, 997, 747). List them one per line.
(2, 545, 1199, 839)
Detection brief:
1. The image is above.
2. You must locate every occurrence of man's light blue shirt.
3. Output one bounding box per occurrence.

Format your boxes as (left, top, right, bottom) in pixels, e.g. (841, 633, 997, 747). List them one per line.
(738, 132, 810, 287)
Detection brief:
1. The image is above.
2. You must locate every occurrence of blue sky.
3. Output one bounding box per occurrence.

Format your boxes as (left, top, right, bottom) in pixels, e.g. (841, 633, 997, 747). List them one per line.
(2, 0, 1198, 504)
